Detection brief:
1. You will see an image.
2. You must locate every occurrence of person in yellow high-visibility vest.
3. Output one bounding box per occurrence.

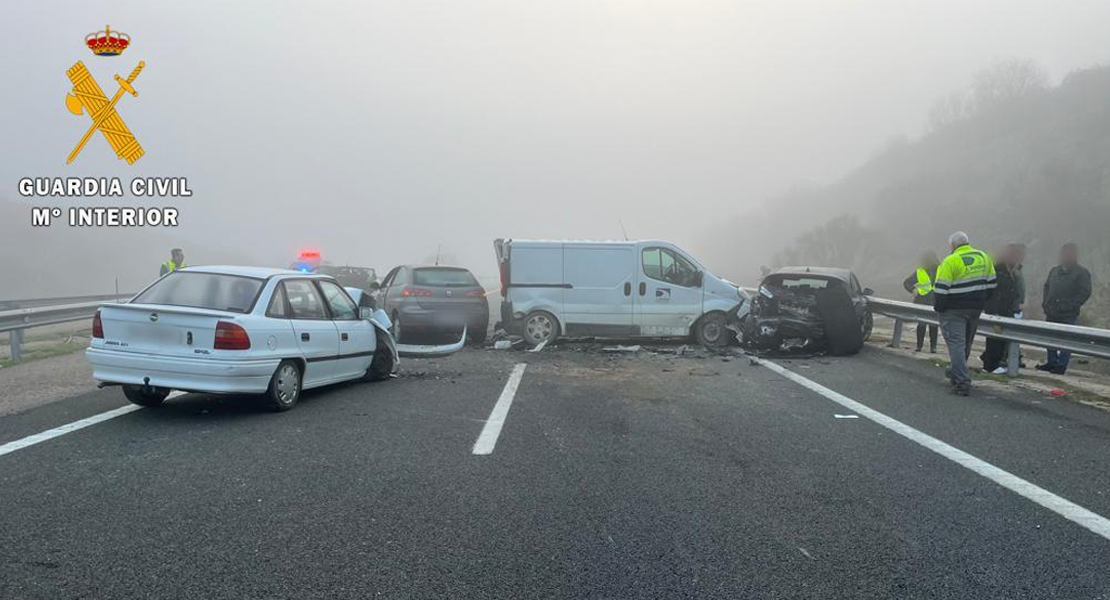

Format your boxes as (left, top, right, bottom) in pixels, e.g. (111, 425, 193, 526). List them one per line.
(160, 248, 186, 277)
(902, 250, 940, 353)
(934, 232, 996, 396)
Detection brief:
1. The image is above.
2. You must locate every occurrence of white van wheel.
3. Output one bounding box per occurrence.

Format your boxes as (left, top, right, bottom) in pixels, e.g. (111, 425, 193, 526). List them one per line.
(694, 312, 729, 348)
(523, 311, 558, 346)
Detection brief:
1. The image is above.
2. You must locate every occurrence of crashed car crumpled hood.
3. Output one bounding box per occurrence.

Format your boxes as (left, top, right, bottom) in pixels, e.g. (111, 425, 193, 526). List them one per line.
(738, 281, 863, 356)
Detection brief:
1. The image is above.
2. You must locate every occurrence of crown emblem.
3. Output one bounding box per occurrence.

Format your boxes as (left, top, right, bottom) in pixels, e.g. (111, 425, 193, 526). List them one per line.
(85, 24, 130, 56)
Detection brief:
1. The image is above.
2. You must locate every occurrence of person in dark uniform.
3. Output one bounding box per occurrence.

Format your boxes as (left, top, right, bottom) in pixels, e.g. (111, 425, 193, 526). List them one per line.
(1036, 242, 1092, 374)
(980, 245, 1020, 374)
(903, 250, 940, 353)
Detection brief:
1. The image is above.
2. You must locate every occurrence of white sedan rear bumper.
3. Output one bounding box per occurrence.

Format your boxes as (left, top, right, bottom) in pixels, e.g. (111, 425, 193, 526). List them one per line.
(86, 348, 281, 394)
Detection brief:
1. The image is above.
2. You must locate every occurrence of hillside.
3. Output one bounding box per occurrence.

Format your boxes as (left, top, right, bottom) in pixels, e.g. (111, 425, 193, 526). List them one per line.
(703, 60, 1110, 326)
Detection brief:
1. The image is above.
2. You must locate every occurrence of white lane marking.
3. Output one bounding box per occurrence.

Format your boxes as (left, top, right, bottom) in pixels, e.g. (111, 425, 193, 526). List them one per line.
(0, 405, 141, 457)
(834, 414, 859, 419)
(0, 391, 185, 458)
(755, 357, 1110, 542)
(472, 363, 527, 455)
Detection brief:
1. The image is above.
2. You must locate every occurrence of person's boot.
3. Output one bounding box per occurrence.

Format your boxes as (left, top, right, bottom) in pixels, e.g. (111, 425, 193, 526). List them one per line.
(929, 344, 937, 354)
(954, 384, 971, 396)
(915, 343, 923, 352)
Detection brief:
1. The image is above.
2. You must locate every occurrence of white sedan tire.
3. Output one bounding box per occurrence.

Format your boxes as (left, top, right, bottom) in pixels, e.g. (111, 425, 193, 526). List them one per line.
(265, 360, 302, 412)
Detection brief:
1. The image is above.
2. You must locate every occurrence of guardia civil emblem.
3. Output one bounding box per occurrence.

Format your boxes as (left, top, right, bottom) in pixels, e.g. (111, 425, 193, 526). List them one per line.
(64, 25, 146, 164)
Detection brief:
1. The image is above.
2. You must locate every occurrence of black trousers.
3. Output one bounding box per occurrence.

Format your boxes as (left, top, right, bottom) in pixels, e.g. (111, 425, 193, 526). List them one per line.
(916, 322, 938, 350)
(980, 310, 1014, 371)
(980, 337, 1008, 372)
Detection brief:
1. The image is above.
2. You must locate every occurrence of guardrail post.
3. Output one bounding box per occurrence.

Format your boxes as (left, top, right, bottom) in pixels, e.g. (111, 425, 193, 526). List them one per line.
(889, 319, 903, 348)
(1007, 340, 1021, 377)
(9, 328, 23, 363)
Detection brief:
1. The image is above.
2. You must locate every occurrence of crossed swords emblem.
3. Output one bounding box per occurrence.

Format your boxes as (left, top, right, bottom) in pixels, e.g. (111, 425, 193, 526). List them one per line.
(64, 60, 146, 164)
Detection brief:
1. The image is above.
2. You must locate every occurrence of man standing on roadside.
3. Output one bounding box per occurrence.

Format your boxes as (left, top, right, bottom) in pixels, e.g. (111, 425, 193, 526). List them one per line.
(980, 244, 1019, 374)
(1037, 242, 1092, 375)
(934, 232, 996, 396)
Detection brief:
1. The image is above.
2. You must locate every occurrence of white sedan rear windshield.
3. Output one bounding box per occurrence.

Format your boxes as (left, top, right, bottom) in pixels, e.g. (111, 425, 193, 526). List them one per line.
(134, 272, 264, 313)
(413, 268, 479, 287)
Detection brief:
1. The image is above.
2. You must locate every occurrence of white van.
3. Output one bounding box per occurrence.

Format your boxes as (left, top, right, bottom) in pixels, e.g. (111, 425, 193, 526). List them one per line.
(493, 239, 749, 347)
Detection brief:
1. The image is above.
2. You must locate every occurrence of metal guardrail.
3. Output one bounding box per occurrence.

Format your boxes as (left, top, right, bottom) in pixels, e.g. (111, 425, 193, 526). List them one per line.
(866, 296, 1110, 376)
(0, 294, 133, 363)
(0, 293, 136, 311)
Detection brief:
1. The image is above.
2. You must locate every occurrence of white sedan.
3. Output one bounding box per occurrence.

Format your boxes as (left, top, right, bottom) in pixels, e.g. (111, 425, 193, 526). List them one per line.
(87, 266, 464, 411)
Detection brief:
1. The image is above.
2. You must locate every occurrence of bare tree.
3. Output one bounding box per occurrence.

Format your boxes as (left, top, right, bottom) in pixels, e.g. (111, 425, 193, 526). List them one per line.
(927, 92, 968, 132)
(969, 58, 1048, 110)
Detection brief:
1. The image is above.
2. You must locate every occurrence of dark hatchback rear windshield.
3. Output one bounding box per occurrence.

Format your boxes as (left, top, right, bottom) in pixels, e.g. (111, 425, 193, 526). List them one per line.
(133, 272, 265, 313)
(413, 268, 479, 287)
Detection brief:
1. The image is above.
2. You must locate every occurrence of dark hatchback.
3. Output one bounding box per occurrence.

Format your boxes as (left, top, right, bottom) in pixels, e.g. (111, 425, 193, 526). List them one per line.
(737, 266, 873, 356)
(374, 265, 489, 344)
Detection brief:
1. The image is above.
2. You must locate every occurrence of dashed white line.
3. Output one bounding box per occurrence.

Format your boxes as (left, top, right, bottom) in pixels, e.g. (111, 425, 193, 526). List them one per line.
(0, 391, 183, 458)
(755, 357, 1110, 542)
(472, 363, 527, 455)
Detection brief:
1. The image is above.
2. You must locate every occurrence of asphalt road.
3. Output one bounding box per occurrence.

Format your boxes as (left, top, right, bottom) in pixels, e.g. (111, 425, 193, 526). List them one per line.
(2, 345, 1110, 599)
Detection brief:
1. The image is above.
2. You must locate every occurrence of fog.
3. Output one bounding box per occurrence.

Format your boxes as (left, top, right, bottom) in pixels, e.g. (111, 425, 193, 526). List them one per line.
(3, 0, 1109, 297)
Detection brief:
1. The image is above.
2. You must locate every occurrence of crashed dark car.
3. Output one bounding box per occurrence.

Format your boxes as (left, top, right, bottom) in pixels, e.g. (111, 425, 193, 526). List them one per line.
(735, 267, 873, 356)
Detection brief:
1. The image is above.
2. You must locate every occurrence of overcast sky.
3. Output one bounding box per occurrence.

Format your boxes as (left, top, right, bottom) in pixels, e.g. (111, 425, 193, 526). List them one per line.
(4, 0, 1110, 287)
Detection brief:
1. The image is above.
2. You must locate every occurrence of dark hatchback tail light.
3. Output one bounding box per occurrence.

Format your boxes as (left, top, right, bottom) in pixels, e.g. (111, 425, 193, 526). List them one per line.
(465, 290, 485, 298)
(92, 310, 104, 339)
(214, 321, 251, 350)
(401, 287, 433, 298)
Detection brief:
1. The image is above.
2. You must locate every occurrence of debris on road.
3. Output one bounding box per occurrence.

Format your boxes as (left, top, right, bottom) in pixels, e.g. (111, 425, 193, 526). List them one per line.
(494, 340, 513, 350)
(602, 344, 642, 353)
(528, 340, 548, 353)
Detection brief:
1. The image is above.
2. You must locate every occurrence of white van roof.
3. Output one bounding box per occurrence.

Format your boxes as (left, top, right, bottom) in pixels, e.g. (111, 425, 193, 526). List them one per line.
(505, 239, 675, 246)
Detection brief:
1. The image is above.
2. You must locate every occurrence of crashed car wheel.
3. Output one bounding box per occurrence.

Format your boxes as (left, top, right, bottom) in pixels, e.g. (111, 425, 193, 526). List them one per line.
(861, 311, 874, 342)
(694, 312, 730, 348)
(265, 360, 302, 412)
(122, 385, 170, 407)
(522, 311, 558, 346)
(363, 333, 396, 382)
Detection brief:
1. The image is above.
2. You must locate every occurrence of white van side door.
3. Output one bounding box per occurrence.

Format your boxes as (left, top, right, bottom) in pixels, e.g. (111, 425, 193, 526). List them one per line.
(563, 244, 635, 337)
(634, 245, 703, 336)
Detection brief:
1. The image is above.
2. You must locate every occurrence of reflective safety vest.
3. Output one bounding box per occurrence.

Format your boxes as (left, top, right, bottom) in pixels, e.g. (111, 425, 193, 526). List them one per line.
(934, 244, 996, 309)
(161, 259, 185, 276)
(913, 267, 934, 296)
